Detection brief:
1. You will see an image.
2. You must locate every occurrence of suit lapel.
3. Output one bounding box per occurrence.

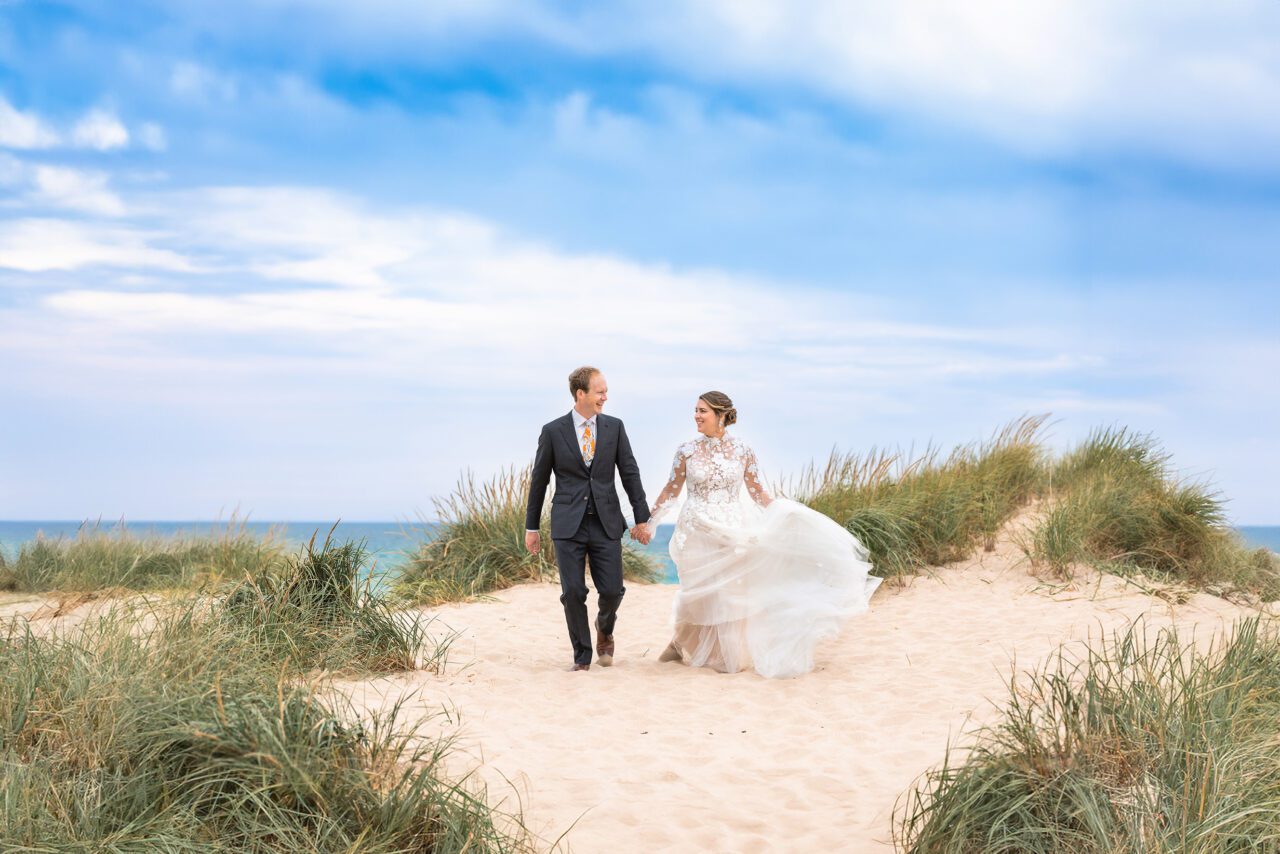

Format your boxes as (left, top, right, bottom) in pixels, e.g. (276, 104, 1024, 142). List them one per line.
(559, 414, 590, 474)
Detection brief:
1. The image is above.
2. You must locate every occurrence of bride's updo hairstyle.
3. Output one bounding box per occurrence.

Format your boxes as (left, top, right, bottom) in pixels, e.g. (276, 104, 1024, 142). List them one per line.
(699, 391, 738, 427)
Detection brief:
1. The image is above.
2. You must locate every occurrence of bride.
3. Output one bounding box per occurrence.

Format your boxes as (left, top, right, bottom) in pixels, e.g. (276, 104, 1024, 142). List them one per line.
(638, 391, 881, 678)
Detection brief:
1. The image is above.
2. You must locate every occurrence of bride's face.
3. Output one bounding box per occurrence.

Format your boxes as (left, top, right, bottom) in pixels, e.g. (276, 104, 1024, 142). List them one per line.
(694, 399, 719, 436)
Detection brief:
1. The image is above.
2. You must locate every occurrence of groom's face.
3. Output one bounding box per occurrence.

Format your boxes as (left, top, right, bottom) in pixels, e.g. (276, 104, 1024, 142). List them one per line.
(577, 373, 608, 415)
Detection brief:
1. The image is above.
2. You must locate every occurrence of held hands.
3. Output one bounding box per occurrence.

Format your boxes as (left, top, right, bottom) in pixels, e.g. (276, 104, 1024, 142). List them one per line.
(524, 531, 541, 554)
(629, 523, 654, 546)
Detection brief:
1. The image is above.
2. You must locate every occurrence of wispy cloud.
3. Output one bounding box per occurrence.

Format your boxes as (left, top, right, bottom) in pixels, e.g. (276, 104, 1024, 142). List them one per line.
(71, 108, 130, 151)
(0, 95, 159, 154)
(0, 181, 1097, 399)
(30, 166, 126, 216)
(112, 2, 1280, 168)
(0, 218, 189, 272)
(0, 96, 60, 149)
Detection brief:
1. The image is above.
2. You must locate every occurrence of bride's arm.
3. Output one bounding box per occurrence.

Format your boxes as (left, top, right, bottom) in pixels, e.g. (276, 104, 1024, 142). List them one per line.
(644, 446, 688, 529)
(743, 445, 773, 508)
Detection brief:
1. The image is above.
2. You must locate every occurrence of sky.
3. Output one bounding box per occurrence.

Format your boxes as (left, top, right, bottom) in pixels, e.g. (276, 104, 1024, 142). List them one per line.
(1, 1, 1277, 523)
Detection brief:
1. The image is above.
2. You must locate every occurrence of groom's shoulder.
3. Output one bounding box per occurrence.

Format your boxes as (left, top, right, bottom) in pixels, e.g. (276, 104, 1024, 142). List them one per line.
(539, 413, 570, 432)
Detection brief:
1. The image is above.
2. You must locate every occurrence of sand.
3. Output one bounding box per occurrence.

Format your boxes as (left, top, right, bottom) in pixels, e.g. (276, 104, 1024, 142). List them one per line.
(2, 522, 1265, 853)
(334, 526, 1264, 853)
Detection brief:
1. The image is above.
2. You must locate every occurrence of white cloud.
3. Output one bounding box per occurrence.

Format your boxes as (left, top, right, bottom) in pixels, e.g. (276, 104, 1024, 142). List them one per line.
(0, 178, 1273, 520)
(0, 218, 190, 273)
(0, 156, 126, 216)
(0, 183, 1097, 401)
(257, 1, 1273, 166)
(71, 108, 130, 150)
(0, 96, 60, 149)
(142, 2, 1280, 165)
(0, 98, 165, 155)
(608, 2, 1280, 163)
(30, 166, 126, 216)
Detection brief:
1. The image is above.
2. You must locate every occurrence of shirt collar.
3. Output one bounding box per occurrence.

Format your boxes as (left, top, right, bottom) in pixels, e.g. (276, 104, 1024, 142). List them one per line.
(572, 410, 596, 430)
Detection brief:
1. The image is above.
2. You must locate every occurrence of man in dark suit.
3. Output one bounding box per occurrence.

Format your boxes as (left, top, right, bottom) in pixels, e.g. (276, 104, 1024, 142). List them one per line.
(525, 366, 652, 671)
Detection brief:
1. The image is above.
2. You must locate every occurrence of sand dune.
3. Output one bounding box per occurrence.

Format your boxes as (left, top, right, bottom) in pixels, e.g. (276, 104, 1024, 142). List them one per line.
(338, 527, 1262, 853)
(1, 523, 1264, 853)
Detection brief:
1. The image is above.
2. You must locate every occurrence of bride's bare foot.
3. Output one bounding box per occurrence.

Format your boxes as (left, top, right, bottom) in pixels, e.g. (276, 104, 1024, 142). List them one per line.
(658, 641, 683, 663)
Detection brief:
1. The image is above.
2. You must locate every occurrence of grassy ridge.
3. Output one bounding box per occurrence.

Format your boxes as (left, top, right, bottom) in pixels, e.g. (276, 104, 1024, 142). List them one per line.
(789, 416, 1278, 599)
(895, 618, 1280, 853)
(0, 537, 526, 852)
(0, 519, 288, 593)
(790, 416, 1047, 580)
(1027, 427, 1280, 601)
(394, 466, 661, 606)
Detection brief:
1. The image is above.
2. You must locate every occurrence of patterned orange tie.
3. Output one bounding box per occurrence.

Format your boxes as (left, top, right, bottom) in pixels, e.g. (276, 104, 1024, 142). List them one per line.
(582, 421, 595, 463)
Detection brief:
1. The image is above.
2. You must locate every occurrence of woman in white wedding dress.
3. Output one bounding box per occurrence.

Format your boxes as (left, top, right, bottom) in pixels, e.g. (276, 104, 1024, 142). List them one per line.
(638, 391, 881, 678)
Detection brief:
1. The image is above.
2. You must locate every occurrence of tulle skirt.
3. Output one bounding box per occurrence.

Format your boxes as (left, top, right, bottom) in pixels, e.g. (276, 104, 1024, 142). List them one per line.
(668, 498, 881, 678)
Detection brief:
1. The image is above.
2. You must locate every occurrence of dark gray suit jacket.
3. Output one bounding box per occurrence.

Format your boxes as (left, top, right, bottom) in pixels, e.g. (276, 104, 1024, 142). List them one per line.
(526, 412, 650, 540)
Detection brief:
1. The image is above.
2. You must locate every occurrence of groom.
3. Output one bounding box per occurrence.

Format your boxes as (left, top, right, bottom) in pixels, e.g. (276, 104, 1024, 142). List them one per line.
(525, 366, 652, 672)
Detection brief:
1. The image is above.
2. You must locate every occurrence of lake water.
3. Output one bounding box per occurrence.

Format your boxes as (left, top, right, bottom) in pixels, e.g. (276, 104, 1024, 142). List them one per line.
(1238, 526, 1280, 554)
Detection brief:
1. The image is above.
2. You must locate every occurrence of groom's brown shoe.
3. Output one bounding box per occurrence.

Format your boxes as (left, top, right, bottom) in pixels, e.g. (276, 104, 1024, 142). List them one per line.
(572, 663, 590, 672)
(595, 617, 615, 667)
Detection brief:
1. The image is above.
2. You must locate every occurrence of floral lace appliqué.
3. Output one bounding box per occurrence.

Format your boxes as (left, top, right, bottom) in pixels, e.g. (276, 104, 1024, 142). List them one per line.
(648, 435, 772, 553)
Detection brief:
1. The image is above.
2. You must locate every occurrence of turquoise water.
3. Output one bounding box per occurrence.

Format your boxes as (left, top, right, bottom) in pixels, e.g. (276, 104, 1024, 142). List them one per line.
(0, 520, 681, 584)
(1239, 526, 1280, 554)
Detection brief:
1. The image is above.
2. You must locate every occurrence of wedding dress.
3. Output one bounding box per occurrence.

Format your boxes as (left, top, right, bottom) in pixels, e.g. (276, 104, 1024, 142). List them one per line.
(647, 434, 881, 678)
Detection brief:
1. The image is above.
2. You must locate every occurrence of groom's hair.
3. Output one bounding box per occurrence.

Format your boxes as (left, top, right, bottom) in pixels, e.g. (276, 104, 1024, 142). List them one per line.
(568, 365, 600, 400)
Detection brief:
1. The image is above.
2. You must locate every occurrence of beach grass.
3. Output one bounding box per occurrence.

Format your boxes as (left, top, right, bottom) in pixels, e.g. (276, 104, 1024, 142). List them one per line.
(1027, 427, 1280, 600)
(789, 415, 1048, 580)
(0, 518, 288, 593)
(394, 466, 661, 606)
(895, 617, 1280, 853)
(0, 603, 527, 852)
(0, 534, 522, 850)
(209, 531, 446, 675)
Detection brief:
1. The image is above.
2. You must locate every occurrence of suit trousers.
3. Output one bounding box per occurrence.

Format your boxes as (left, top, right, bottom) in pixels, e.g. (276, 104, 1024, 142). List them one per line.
(553, 510, 625, 666)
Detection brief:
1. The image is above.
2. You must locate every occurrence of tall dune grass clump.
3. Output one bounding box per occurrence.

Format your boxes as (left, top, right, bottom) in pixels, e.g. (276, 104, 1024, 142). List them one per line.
(1029, 427, 1280, 600)
(395, 467, 661, 605)
(0, 608, 527, 852)
(0, 519, 288, 593)
(896, 618, 1280, 853)
(791, 416, 1048, 580)
(210, 532, 444, 675)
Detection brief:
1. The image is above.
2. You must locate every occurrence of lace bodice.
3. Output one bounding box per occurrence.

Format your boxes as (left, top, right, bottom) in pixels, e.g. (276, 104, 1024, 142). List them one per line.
(648, 435, 772, 535)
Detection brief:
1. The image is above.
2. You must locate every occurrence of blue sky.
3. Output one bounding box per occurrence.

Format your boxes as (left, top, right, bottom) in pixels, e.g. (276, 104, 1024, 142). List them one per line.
(1, 1, 1277, 523)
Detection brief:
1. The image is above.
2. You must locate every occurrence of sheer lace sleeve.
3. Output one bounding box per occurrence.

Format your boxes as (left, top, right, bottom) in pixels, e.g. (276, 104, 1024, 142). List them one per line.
(742, 444, 773, 507)
(647, 444, 689, 525)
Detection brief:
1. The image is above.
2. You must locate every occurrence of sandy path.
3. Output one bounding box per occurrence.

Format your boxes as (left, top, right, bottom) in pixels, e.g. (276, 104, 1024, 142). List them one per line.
(337, 534, 1261, 854)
